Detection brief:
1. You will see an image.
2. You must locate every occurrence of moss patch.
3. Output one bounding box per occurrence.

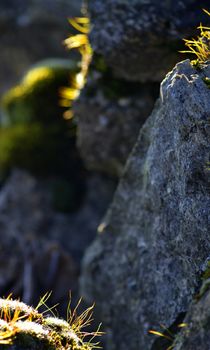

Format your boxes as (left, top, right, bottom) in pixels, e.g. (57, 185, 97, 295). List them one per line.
(0, 59, 86, 212)
(1, 59, 78, 127)
(0, 297, 100, 350)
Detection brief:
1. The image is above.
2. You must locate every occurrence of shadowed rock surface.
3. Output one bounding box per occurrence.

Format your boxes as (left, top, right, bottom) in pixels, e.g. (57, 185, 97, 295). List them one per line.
(88, 0, 208, 82)
(74, 73, 159, 176)
(173, 288, 210, 350)
(81, 60, 210, 350)
(0, 169, 115, 313)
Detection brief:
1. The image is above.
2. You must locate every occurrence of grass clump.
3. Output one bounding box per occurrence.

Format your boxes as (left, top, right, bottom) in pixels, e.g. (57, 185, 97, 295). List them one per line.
(60, 17, 92, 117)
(181, 9, 210, 65)
(0, 295, 102, 350)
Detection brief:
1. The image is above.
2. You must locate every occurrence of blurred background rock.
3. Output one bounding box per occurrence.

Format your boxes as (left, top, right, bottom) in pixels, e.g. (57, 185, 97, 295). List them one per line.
(0, 0, 116, 316)
(0, 0, 82, 96)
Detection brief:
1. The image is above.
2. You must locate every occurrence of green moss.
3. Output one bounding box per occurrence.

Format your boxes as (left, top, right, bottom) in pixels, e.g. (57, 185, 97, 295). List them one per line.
(202, 261, 210, 280)
(203, 77, 210, 88)
(1, 59, 78, 127)
(0, 123, 72, 177)
(0, 298, 98, 350)
(195, 262, 210, 300)
(0, 123, 85, 212)
(0, 59, 86, 212)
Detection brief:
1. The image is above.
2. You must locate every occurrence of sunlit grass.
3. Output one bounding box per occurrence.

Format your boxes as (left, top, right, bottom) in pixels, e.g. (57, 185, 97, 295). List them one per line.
(60, 16, 93, 117)
(0, 293, 103, 349)
(149, 323, 187, 350)
(181, 9, 210, 64)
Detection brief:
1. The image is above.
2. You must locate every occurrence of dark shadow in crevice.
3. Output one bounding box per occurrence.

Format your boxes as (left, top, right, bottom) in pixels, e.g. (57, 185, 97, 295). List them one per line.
(151, 312, 186, 350)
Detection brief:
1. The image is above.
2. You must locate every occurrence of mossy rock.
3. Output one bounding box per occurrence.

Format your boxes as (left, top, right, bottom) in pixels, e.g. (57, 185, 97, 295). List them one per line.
(0, 122, 86, 212)
(0, 59, 81, 179)
(0, 123, 75, 177)
(1, 59, 78, 126)
(0, 59, 86, 212)
(0, 298, 95, 350)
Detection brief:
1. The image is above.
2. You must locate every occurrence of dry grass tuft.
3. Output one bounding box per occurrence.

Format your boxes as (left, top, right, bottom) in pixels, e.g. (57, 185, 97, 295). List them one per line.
(181, 9, 210, 64)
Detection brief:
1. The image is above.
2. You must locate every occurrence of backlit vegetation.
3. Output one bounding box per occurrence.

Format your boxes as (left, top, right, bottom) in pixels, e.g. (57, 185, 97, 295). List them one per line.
(149, 322, 187, 350)
(0, 294, 102, 349)
(60, 17, 92, 119)
(181, 9, 210, 64)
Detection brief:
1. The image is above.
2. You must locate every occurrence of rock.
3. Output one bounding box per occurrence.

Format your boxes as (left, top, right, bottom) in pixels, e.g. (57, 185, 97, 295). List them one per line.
(88, 0, 207, 82)
(50, 173, 116, 263)
(0, 169, 115, 314)
(173, 288, 210, 350)
(80, 59, 210, 350)
(0, 170, 78, 312)
(0, 0, 82, 96)
(75, 72, 159, 176)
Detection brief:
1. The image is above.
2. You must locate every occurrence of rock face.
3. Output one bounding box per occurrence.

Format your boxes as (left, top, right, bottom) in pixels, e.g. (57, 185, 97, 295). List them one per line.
(75, 75, 159, 176)
(173, 289, 210, 350)
(0, 0, 82, 95)
(81, 60, 210, 350)
(88, 0, 207, 82)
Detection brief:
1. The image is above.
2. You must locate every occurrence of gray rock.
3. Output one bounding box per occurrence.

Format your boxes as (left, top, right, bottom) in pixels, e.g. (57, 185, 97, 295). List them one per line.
(0, 169, 115, 313)
(173, 288, 210, 350)
(80, 60, 210, 350)
(0, 0, 82, 96)
(75, 73, 159, 176)
(88, 0, 207, 82)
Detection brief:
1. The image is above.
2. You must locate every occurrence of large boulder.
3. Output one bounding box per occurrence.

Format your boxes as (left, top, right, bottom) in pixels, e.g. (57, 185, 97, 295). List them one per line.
(88, 0, 207, 82)
(0, 0, 82, 96)
(80, 59, 210, 350)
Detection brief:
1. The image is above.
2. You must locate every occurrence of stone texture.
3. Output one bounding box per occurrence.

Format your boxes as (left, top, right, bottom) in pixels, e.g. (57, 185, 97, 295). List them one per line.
(173, 288, 210, 350)
(88, 0, 208, 82)
(0, 0, 82, 96)
(80, 60, 210, 350)
(75, 73, 159, 176)
(0, 169, 115, 314)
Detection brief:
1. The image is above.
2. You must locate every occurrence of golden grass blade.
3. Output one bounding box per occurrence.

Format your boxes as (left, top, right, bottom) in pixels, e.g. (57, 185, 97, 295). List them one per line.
(148, 330, 173, 342)
(68, 18, 90, 34)
(177, 323, 187, 328)
(181, 8, 210, 63)
(203, 8, 210, 17)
